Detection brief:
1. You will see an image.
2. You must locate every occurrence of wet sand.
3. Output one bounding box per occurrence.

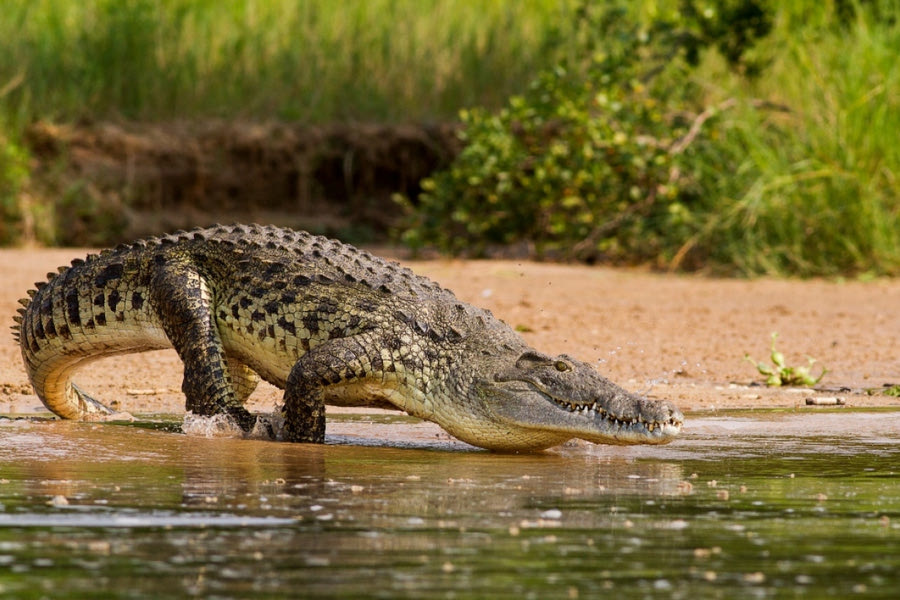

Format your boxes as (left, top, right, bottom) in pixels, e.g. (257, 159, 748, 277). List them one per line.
(2, 247, 899, 420)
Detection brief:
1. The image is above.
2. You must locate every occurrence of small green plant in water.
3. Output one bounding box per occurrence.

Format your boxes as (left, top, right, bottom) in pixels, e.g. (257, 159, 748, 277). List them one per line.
(882, 385, 900, 397)
(745, 332, 827, 387)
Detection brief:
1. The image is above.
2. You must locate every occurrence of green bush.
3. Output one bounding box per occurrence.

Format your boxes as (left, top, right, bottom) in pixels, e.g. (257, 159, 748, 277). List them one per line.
(402, 84, 685, 261)
(0, 132, 29, 244)
(400, 4, 729, 263)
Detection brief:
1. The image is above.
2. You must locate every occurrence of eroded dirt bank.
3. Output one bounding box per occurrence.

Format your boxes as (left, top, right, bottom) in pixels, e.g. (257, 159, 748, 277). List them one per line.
(24, 121, 461, 245)
(1, 247, 898, 416)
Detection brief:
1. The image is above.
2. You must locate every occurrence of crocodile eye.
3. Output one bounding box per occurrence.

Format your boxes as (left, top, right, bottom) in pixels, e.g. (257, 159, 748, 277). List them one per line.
(554, 360, 571, 372)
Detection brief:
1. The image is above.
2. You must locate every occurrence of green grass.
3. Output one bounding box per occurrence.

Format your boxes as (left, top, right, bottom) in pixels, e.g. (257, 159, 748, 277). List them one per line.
(684, 3, 900, 276)
(0, 0, 576, 125)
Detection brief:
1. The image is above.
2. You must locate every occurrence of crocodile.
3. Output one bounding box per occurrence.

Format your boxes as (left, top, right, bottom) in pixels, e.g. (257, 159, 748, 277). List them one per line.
(12, 224, 683, 451)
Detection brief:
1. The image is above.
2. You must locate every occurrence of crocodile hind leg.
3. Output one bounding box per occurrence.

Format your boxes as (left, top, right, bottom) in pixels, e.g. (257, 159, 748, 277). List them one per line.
(227, 356, 261, 405)
(150, 262, 257, 432)
(226, 356, 278, 439)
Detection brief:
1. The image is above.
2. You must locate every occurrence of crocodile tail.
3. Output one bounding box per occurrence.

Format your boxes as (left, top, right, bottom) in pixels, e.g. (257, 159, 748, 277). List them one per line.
(17, 250, 170, 419)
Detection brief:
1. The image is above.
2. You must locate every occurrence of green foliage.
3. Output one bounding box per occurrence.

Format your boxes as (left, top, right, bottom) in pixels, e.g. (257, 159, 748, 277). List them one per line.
(400, 3, 730, 262)
(0, 132, 29, 245)
(401, 0, 900, 276)
(1, 0, 899, 277)
(676, 0, 773, 73)
(745, 333, 828, 387)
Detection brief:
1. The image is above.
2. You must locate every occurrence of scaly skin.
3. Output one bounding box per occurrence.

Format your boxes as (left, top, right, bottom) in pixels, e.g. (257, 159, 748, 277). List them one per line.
(12, 224, 683, 451)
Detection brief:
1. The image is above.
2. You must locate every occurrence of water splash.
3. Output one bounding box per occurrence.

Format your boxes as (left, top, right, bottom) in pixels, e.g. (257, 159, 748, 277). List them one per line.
(182, 411, 284, 441)
(182, 412, 244, 438)
(249, 412, 285, 441)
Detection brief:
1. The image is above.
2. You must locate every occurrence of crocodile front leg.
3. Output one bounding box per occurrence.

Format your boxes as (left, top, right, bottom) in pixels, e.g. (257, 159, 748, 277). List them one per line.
(150, 260, 257, 432)
(281, 335, 379, 443)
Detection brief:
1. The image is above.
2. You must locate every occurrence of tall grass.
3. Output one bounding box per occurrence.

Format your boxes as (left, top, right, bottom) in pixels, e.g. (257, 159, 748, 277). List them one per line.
(688, 2, 900, 276)
(0, 0, 576, 126)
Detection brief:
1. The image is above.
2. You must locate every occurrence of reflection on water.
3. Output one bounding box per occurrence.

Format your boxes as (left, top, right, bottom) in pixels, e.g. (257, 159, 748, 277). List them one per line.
(1, 410, 899, 599)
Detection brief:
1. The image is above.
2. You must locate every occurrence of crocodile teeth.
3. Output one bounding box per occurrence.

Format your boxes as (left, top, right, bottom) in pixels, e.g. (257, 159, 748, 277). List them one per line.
(556, 399, 660, 429)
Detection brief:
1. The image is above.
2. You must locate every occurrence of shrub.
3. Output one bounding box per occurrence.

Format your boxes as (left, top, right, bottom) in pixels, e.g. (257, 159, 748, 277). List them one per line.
(399, 2, 768, 264)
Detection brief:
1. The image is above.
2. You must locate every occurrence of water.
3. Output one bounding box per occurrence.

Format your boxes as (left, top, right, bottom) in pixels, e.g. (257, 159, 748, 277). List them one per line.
(1, 410, 899, 599)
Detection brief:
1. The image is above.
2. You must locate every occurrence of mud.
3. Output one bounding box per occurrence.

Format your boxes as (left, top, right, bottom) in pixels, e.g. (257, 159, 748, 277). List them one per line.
(2, 247, 898, 420)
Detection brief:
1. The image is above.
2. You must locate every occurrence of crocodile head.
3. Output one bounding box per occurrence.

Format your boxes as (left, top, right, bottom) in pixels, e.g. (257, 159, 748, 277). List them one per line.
(440, 349, 683, 451)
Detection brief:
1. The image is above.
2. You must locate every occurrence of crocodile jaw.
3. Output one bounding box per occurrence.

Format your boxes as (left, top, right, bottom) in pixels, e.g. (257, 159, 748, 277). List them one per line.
(485, 381, 683, 449)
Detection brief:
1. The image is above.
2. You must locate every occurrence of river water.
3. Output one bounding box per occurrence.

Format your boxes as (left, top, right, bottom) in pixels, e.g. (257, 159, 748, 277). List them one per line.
(1, 409, 899, 599)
